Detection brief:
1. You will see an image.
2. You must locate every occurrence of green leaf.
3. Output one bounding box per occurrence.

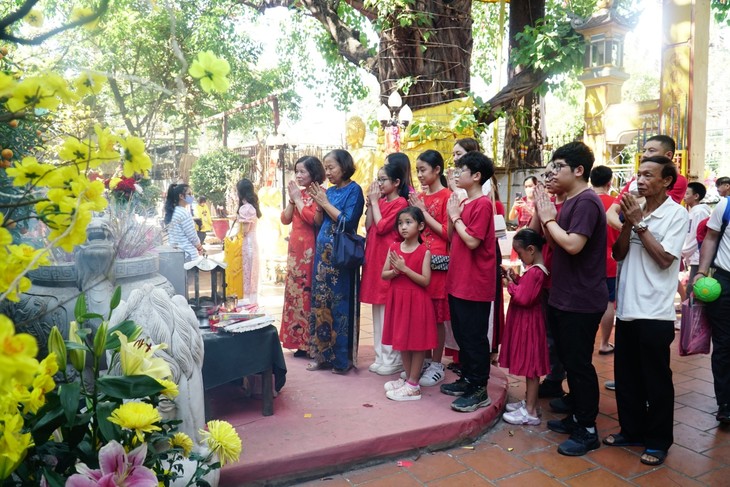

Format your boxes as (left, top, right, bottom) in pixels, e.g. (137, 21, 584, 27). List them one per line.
(97, 401, 122, 442)
(74, 293, 87, 322)
(109, 286, 122, 314)
(97, 375, 165, 399)
(105, 320, 138, 350)
(59, 382, 81, 425)
(78, 313, 105, 322)
(41, 468, 65, 487)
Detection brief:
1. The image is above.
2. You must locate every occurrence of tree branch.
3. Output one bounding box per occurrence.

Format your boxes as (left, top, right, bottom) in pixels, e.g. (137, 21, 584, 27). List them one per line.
(477, 68, 549, 125)
(0, 0, 110, 45)
(237, 0, 377, 74)
(107, 76, 138, 136)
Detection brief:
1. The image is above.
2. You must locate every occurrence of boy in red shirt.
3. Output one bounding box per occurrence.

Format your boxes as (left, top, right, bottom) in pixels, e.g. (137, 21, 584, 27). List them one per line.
(440, 151, 496, 412)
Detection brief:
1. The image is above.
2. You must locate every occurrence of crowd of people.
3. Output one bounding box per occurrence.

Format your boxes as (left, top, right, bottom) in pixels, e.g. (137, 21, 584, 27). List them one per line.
(163, 134, 730, 466)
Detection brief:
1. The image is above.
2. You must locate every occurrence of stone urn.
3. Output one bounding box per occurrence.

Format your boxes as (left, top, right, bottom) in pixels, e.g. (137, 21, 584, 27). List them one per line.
(0, 252, 175, 358)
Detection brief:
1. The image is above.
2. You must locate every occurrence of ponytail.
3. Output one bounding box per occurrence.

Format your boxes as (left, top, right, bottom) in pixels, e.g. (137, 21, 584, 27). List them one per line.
(417, 150, 447, 187)
(164, 183, 188, 224)
(383, 162, 409, 200)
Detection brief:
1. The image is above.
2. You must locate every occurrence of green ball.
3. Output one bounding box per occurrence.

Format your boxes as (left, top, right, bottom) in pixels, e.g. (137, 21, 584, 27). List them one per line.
(694, 276, 722, 302)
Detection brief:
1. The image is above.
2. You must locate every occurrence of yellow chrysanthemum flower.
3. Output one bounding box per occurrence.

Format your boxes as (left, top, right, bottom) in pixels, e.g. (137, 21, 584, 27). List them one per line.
(73, 71, 106, 97)
(0, 411, 33, 479)
(157, 379, 178, 399)
(115, 331, 172, 381)
(70, 6, 99, 30)
(0, 315, 40, 386)
(169, 432, 193, 457)
(188, 51, 230, 94)
(120, 137, 152, 177)
(5, 157, 54, 187)
(199, 420, 241, 466)
(24, 9, 44, 27)
(108, 402, 162, 443)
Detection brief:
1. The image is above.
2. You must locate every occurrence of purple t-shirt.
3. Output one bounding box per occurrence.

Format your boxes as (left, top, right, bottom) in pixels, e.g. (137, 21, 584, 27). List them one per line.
(548, 188, 608, 313)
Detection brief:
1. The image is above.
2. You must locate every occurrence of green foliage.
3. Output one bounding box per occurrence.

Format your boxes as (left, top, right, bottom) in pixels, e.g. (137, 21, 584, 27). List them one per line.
(190, 148, 250, 207)
(711, 0, 730, 26)
(472, 1, 508, 87)
(511, 9, 587, 96)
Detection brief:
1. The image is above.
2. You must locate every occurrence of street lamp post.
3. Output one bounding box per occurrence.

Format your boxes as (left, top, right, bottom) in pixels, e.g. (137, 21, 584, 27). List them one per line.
(377, 91, 413, 154)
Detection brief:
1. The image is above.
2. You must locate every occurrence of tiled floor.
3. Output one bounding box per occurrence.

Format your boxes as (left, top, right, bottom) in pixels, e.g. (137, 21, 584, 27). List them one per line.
(200, 246, 730, 486)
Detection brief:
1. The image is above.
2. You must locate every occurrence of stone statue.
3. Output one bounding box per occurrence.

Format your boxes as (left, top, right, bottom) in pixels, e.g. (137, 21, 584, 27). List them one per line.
(76, 218, 116, 321)
(108, 284, 219, 487)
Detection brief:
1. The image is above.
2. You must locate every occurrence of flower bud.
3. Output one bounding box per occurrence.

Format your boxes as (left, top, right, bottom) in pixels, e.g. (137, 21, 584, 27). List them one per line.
(48, 326, 67, 372)
(93, 321, 108, 358)
(68, 320, 86, 372)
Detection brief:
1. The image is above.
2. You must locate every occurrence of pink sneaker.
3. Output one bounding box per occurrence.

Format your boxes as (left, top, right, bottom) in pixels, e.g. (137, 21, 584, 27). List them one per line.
(384, 378, 406, 392)
(386, 384, 421, 401)
(502, 407, 540, 426)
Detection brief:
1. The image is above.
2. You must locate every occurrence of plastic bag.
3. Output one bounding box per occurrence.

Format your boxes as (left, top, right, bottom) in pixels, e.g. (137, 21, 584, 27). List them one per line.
(679, 297, 712, 356)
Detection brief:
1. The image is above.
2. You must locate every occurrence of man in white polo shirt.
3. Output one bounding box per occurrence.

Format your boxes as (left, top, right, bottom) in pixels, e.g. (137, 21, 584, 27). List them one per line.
(694, 190, 730, 425)
(605, 155, 688, 467)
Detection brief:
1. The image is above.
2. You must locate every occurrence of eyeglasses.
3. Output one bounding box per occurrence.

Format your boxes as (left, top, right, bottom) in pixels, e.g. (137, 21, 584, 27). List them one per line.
(453, 168, 470, 177)
(546, 162, 570, 174)
(377, 178, 391, 184)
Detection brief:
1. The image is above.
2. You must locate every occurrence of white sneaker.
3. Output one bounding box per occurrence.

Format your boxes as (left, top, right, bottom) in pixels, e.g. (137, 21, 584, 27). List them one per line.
(401, 361, 430, 380)
(384, 378, 406, 392)
(419, 362, 445, 387)
(502, 407, 541, 426)
(386, 384, 421, 401)
(376, 363, 404, 376)
(368, 363, 382, 373)
(505, 400, 526, 412)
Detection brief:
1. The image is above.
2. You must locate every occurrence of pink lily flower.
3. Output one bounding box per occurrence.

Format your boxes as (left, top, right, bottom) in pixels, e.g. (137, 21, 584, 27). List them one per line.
(66, 440, 157, 487)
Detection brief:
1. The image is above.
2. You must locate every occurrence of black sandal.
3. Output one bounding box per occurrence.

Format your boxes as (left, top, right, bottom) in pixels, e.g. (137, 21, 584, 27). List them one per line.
(331, 364, 353, 375)
(640, 449, 667, 466)
(293, 349, 308, 358)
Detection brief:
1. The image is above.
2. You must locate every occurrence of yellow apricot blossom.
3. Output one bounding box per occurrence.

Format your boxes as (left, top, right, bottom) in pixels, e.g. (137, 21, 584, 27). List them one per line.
(70, 6, 99, 30)
(5, 157, 54, 187)
(5, 74, 74, 112)
(0, 315, 40, 386)
(73, 71, 106, 97)
(92, 124, 120, 162)
(59, 136, 92, 164)
(120, 136, 152, 177)
(0, 411, 33, 480)
(24, 9, 44, 27)
(189, 51, 230, 94)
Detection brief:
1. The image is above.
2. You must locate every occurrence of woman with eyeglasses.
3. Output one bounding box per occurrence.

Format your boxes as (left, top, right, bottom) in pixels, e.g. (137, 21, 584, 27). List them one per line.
(164, 183, 202, 262)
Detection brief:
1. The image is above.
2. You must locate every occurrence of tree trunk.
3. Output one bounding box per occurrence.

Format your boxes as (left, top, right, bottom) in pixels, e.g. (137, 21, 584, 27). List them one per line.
(377, 0, 473, 109)
(503, 0, 545, 169)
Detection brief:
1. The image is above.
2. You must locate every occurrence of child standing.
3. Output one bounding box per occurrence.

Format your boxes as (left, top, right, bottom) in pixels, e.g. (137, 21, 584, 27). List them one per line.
(360, 162, 409, 375)
(500, 228, 550, 425)
(381, 207, 437, 401)
(441, 151, 497, 413)
(408, 150, 451, 386)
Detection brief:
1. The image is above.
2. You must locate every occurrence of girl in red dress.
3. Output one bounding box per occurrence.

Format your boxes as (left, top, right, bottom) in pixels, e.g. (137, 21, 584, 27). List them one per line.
(500, 228, 550, 425)
(381, 207, 437, 401)
(360, 161, 409, 375)
(409, 150, 451, 386)
(279, 156, 325, 356)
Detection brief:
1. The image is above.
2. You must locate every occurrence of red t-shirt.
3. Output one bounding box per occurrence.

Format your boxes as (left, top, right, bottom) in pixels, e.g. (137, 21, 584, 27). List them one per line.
(598, 193, 620, 278)
(446, 196, 496, 302)
(360, 196, 408, 304)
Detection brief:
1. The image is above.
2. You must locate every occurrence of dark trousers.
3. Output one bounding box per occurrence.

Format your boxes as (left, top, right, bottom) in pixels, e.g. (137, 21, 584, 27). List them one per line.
(707, 268, 730, 405)
(548, 306, 602, 427)
(448, 294, 491, 386)
(543, 290, 566, 382)
(615, 319, 675, 451)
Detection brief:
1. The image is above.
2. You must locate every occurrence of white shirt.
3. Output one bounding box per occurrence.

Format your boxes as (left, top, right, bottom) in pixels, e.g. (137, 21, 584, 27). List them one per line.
(682, 203, 712, 266)
(616, 197, 688, 321)
(707, 197, 730, 272)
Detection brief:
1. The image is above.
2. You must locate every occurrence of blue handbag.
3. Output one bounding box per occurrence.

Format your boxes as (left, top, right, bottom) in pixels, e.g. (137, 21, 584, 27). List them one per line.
(332, 217, 365, 268)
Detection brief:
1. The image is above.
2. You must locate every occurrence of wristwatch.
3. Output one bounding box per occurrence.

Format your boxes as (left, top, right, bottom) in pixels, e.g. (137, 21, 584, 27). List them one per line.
(633, 221, 648, 234)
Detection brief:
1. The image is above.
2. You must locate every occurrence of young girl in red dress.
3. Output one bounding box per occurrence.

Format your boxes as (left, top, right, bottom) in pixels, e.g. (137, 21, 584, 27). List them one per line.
(408, 150, 450, 386)
(381, 207, 438, 401)
(500, 228, 550, 425)
(360, 161, 409, 376)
